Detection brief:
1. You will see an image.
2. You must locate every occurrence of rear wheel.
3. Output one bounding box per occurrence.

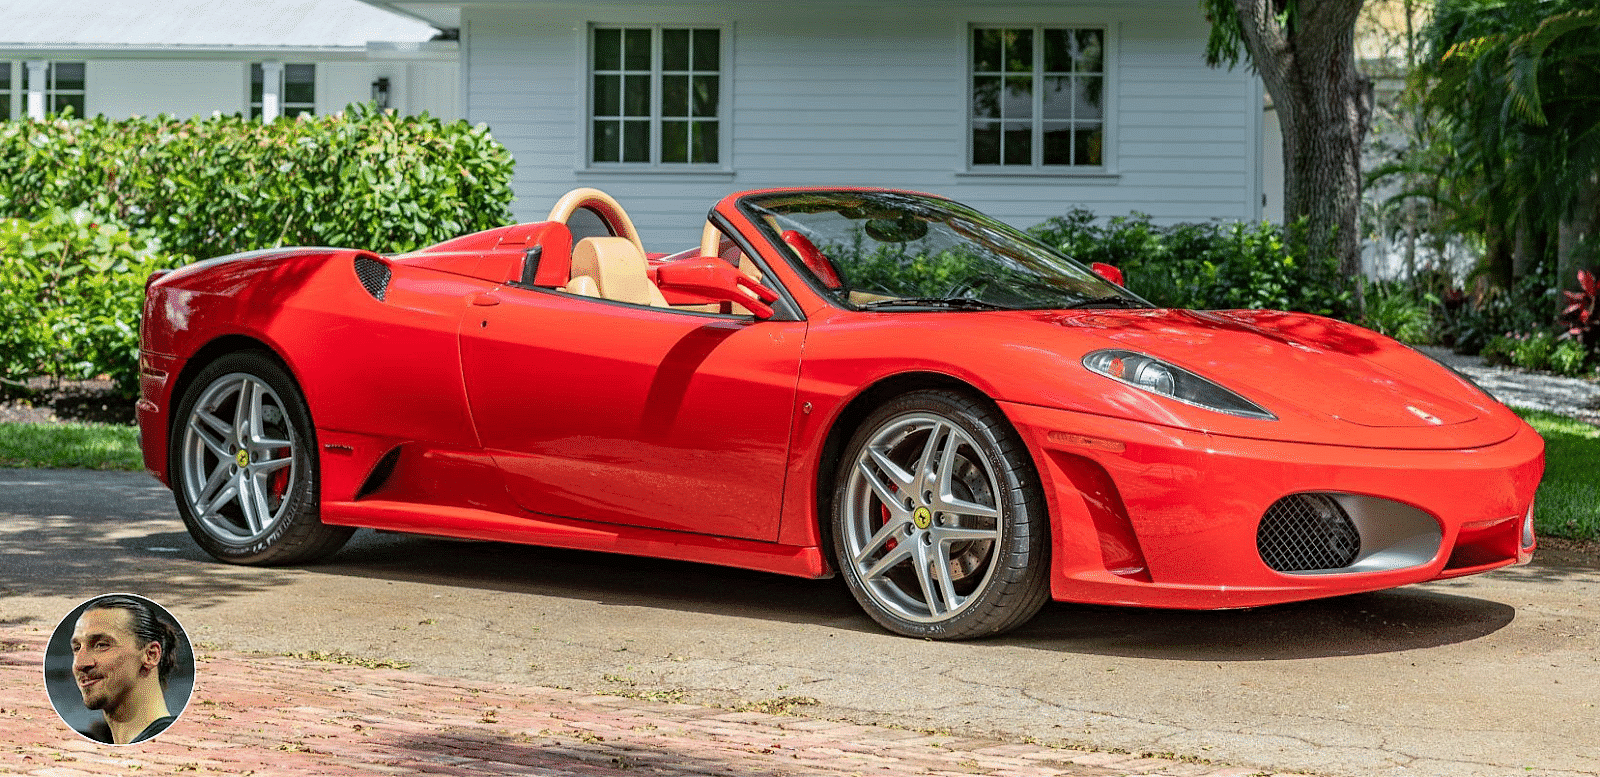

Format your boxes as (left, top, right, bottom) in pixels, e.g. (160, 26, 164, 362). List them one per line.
(170, 351, 351, 565)
(832, 390, 1050, 639)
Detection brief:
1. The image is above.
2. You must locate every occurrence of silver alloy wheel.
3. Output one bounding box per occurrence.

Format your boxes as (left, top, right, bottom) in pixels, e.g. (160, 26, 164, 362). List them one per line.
(839, 411, 1004, 623)
(179, 372, 299, 544)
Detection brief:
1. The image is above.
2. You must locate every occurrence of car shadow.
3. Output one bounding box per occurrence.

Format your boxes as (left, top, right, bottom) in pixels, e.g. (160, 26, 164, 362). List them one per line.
(308, 530, 1517, 661)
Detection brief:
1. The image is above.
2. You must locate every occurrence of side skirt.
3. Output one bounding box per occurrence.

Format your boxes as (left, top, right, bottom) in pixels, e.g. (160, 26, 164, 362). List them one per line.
(322, 500, 831, 579)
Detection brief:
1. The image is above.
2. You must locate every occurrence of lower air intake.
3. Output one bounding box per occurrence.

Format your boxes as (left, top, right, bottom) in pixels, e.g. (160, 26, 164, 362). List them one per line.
(354, 256, 392, 301)
(1257, 493, 1361, 572)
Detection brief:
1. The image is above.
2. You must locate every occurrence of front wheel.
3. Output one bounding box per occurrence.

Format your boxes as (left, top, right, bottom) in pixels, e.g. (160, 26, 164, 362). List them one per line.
(170, 351, 351, 565)
(832, 390, 1050, 639)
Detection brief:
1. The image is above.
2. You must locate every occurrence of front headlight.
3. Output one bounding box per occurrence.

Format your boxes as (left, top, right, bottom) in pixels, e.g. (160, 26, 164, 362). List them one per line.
(1083, 350, 1276, 420)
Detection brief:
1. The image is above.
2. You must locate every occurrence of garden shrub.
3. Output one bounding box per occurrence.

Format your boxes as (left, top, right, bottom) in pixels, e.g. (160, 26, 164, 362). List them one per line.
(1363, 282, 1435, 344)
(0, 105, 518, 396)
(0, 209, 177, 397)
(1028, 209, 1351, 317)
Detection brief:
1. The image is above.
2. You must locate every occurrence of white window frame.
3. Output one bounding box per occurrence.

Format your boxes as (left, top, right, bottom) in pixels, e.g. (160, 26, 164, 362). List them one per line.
(964, 23, 1118, 177)
(19, 61, 86, 119)
(582, 23, 731, 172)
(250, 62, 316, 120)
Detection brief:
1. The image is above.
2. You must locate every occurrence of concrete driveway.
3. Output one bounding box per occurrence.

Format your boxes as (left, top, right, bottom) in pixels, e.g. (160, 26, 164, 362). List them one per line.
(2, 468, 1595, 777)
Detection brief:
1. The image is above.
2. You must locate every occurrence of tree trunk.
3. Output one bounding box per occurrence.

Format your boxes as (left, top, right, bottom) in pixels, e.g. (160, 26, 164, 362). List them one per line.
(1232, 0, 1372, 281)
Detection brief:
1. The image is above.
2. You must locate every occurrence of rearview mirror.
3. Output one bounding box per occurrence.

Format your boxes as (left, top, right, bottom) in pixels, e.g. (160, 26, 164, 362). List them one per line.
(1091, 262, 1125, 287)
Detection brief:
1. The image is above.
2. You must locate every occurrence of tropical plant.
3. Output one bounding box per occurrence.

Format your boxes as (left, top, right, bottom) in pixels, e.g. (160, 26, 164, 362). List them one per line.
(1560, 267, 1598, 352)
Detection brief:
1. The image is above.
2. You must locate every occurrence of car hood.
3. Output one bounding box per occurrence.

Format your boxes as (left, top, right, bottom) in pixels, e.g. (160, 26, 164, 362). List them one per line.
(1018, 308, 1521, 450)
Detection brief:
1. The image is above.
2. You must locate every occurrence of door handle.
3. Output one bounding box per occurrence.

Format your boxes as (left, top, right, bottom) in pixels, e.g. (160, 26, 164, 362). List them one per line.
(471, 292, 500, 307)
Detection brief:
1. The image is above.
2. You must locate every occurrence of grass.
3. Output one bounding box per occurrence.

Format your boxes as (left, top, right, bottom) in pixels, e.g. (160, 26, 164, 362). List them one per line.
(1515, 408, 1600, 541)
(0, 421, 143, 471)
(1, 410, 1596, 542)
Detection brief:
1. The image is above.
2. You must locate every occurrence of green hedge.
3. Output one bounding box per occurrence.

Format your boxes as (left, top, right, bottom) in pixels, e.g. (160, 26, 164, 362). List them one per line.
(1028, 208, 1352, 318)
(0, 105, 517, 398)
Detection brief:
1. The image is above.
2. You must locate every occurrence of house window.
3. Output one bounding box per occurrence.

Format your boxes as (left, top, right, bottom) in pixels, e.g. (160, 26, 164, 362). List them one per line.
(590, 26, 722, 165)
(1, 63, 10, 120)
(20, 62, 86, 117)
(970, 27, 1104, 168)
(251, 63, 315, 119)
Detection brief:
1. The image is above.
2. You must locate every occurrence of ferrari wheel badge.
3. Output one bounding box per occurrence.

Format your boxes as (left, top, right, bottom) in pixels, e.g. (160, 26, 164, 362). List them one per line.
(913, 506, 933, 530)
(236, 449, 250, 468)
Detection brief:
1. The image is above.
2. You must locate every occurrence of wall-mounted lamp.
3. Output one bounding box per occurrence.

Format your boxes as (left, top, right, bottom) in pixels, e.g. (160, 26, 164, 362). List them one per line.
(371, 77, 391, 109)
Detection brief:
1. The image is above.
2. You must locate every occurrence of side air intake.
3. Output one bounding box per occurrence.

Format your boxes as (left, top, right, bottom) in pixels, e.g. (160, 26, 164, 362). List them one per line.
(354, 256, 392, 301)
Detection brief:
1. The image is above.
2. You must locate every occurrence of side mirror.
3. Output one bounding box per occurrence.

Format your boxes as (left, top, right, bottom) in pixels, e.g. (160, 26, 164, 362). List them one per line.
(1091, 262, 1125, 287)
(654, 257, 780, 319)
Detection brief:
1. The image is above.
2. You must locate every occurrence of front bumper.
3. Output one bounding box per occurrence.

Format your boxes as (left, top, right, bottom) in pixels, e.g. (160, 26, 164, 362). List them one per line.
(1001, 401, 1545, 609)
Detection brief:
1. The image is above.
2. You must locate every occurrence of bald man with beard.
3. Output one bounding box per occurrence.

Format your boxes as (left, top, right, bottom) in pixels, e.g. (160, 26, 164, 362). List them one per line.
(70, 596, 180, 744)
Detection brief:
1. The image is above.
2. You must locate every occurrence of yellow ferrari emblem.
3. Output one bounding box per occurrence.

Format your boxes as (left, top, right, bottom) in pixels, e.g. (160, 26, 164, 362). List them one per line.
(913, 506, 932, 529)
(235, 449, 250, 468)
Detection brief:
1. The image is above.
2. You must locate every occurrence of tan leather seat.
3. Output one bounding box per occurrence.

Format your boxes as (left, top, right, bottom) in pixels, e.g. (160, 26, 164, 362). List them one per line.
(570, 236, 668, 307)
(563, 274, 600, 297)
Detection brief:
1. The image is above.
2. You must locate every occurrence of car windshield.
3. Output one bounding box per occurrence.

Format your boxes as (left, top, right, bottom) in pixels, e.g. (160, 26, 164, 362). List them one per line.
(738, 190, 1148, 311)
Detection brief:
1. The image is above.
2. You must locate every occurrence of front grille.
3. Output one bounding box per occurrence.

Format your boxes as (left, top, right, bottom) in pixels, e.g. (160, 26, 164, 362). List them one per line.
(1257, 493, 1361, 572)
(354, 256, 392, 301)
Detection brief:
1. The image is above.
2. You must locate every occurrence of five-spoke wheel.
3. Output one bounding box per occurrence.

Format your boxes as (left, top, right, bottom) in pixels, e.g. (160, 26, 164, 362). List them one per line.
(172, 352, 351, 564)
(833, 390, 1049, 639)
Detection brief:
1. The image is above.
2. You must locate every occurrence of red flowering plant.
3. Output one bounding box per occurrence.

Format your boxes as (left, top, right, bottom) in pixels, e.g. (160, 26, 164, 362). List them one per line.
(1560, 268, 1599, 353)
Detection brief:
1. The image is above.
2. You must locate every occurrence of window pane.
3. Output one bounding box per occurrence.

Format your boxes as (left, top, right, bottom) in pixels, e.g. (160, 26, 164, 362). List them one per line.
(663, 29, 690, 71)
(250, 63, 264, 102)
(594, 74, 621, 116)
(594, 28, 622, 70)
(1043, 122, 1071, 165)
(662, 75, 688, 117)
(1, 63, 10, 90)
(1075, 125, 1103, 165)
(284, 64, 314, 104)
(693, 120, 718, 163)
(250, 105, 263, 119)
(1075, 30, 1104, 72)
(973, 29, 1003, 73)
(285, 105, 314, 119)
(593, 120, 620, 161)
(662, 120, 688, 163)
(692, 29, 719, 70)
(1006, 29, 1032, 73)
(1004, 123, 1031, 165)
(622, 120, 650, 162)
(1043, 29, 1070, 73)
(972, 121, 1000, 165)
(623, 74, 649, 116)
(51, 62, 85, 91)
(53, 94, 86, 117)
(624, 28, 651, 70)
(692, 75, 717, 117)
(1, 95, 9, 119)
(1076, 76, 1103, 120)
(972, 76, 1000, 119)
(1003, 76, 1031, 120)
(1042, 76, 1071, 120)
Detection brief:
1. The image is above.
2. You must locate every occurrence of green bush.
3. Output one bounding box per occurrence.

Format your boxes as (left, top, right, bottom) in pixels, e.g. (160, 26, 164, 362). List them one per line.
(0, 105, 517, 395)
(1028, 209, 1351, 317)
(1363, 283, 1435, 344)
(0, 209, 177, 396)
(0, 104, 515, 258)
(1548, 338, 1591, 377)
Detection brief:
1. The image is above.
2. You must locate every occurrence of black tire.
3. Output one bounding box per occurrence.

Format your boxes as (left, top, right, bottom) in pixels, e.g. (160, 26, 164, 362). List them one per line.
(169, 351, 351, 565)
(831, 389, 1050, 639)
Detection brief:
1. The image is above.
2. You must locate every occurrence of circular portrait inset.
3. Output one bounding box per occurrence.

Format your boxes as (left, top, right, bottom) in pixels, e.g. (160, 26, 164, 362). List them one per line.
(43, 594, 194, 744)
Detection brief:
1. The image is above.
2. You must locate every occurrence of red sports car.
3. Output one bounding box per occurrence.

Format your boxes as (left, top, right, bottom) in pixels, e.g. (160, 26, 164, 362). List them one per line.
(136, 187, 1544, 639)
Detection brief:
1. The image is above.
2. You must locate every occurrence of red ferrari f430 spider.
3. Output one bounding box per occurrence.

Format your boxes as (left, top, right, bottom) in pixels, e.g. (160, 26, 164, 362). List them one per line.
(137, 187, 1544, 639)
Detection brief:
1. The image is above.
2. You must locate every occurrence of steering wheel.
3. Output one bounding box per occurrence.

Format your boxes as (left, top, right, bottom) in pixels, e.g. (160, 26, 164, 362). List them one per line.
(546, 187, 644, 254)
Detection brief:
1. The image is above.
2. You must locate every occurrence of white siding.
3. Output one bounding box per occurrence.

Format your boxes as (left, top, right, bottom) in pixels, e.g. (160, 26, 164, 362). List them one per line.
(465, 1, 1263, 248)
(87, 60, 245, 118)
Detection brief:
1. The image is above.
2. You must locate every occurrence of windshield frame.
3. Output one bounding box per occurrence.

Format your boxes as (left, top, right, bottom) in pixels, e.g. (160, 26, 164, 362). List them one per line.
(734, 189, 1151, 313)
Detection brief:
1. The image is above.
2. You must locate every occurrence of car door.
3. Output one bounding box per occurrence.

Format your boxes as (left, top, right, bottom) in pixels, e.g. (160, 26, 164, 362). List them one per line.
(458, 287, 805, 542)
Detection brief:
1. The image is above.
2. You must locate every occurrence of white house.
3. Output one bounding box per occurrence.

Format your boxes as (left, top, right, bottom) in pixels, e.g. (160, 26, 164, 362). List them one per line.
(365, 0, 1269, 246)
(0, 0, 460, 123)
